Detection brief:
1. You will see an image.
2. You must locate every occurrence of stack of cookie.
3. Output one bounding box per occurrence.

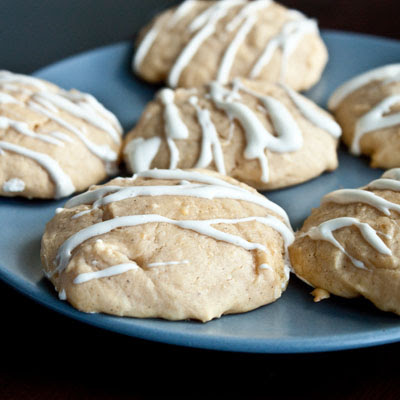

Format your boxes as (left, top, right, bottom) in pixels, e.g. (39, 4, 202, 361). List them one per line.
(3, 0, 400, 321)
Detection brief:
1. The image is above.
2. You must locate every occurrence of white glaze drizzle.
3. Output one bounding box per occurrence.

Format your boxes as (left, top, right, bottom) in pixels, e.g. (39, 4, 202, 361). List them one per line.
(0, 70, 48, 91)
(133, 21, 163, 73)
(351, 95, 400, 155)
(65, 183, 286, 221)
(0, 116, 64, 146)
(0, 140, 75, 198)
(188, 0, 245, 32)
(189, 96, 226, 174)
(249, 17, 317, 80)
(73, 263, 139, 284)
(328, 64, 400, 110)
(29, 100, 118, 164)
(136, 169, 289, 222)
(166, 138, 179, 169)
(217, 15, 258, 85)
(209, 80, 302, 182)
(66, 90, 122, 134)
(168, 0, 196, 27)
(368, 178, 400, 192)
(147, 260, 189, 268)
(68, 168, 290, 223)
(48, 131, 75, 143)
(123, 137, 161, 173)
(58, 289, 67, 300)
(33, 91, 121, 143)
(0, 92, 21, 104)
(226, 0, 271, 32)
(54, 214, 294, 276)
(133, 0, 196, 72)
(280, 84, 342, 138)
(2, 178, 25, 193)
(168, 1, 243, 88)
(382, 168, 400, 180)
(303, 217, 392, 270)
(217, 1, 273, 85)
(158, 88, 189, 169)
(322, 188, 400, 216)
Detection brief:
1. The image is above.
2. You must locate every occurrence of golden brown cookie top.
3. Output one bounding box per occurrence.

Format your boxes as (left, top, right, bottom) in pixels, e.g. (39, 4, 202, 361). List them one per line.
(133, 0, 328, 90)
(0, 70, 123, 199)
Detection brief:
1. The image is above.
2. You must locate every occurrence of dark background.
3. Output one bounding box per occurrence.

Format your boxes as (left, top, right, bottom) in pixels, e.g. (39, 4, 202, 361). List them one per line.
(1, 1, 400, 399)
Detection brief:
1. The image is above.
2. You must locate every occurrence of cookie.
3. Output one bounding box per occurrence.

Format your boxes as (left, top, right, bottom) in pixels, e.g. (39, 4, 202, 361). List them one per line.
(0, 70, 123, 199)
(123, 78, 341, 190)
(41, 168, 294, 322)
(289, 168, 400, 315)
(328, 64, 400, 169)
(133, 0, 328, 91)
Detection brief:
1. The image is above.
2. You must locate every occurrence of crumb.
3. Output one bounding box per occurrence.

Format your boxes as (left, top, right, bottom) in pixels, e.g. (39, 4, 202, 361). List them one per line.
(311, 288, 330, 302)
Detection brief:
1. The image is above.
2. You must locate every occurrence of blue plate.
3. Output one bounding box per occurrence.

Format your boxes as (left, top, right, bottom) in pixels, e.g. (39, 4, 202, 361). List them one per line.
(1, 31, 400, 353)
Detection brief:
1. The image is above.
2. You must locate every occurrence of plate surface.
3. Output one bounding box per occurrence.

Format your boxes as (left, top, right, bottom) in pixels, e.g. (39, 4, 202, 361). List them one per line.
(1, 31, 400, 353)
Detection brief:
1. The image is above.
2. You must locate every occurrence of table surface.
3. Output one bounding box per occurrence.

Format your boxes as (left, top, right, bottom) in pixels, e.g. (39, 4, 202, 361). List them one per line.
(1, 1, 400, 398)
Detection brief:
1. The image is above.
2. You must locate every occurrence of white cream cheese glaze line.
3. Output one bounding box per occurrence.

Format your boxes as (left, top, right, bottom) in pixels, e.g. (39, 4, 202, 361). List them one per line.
(0, 70, 48, 91)
(216, 15, 258, 85)
(54, 214, 294, 276)
(302, 217, 392, 270)
(249, 17, 317, 80)
(328, 64, 400, 110)
(209, 80, 302, 182)
(0, 140, 75, 198)
(323, 188, 400, 216)
(29, 101, 118, 164)
(74, 263, 140, 284)
(167, 1, 244, 87)
(351, 95, 400, 155)
(146, 260, 190, 268)
(0, 116, 65, 146)
(189, 96, 226, 174)
(2, 178, 25, 193)
(66, 169, 291, 223)
(133, 0, 197, 72)
(123, 137, 161, 173)
(281, 83, 342, 137)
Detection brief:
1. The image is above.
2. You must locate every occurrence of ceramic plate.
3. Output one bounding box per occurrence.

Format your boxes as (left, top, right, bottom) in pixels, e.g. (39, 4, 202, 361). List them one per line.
(1, 31, 400, 353)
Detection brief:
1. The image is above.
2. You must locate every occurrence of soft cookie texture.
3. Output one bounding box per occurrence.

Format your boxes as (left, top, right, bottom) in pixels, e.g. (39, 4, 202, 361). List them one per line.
(41, 169, 294, 322)
(289, 168, 400, 315)
(328, 64, 400, 169)
(0, 70, 123, 199)
(133, 0, 328, 91)
(123, 79, 341, 190)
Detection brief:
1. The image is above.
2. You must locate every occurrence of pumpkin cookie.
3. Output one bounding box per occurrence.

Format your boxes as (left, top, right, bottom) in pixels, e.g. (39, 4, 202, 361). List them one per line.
(289, 168, 400, 315)
(328, 64, 400, 169)
(0, 70, 123, 199)
(123, 78, 341, 190)
(133, 0, 328, 90)
(41, 168, 294, 322)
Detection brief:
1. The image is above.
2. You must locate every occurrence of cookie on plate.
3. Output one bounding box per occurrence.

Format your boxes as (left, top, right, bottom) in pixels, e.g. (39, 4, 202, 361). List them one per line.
(289, 168, 400, 315)
(0, 70, 123, 199)
(328, 64, 400, 169)
(123, 78, 341, 190)
(41, 168, 294, 322)
(133, 0, 328, 91)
